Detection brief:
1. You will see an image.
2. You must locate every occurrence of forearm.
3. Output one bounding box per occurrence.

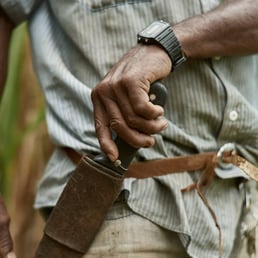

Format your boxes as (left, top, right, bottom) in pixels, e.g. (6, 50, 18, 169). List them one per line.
(0, 7, 14, 99)
(173, 0, 258, 58)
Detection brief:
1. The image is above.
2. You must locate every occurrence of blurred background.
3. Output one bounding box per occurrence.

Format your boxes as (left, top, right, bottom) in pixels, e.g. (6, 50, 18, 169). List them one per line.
(0, 23, 54, 257)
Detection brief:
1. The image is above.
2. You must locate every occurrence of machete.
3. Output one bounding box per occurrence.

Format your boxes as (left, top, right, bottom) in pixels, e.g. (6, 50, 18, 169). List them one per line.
(35, 81, 167, 258)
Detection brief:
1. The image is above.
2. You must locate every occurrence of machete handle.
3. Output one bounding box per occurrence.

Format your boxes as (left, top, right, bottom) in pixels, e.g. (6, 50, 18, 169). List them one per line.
(94, 81, 167, 174)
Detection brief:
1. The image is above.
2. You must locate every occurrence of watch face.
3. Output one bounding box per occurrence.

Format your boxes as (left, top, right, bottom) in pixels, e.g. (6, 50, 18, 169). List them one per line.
(140, 21, 169, 38)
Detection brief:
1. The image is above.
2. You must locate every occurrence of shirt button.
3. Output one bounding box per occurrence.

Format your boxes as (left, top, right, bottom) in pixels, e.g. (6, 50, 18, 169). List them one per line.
(229, 110, 238, 121)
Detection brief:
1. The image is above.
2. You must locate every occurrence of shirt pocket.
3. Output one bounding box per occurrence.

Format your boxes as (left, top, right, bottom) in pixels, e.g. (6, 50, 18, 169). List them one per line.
(78, 0, 152, 12)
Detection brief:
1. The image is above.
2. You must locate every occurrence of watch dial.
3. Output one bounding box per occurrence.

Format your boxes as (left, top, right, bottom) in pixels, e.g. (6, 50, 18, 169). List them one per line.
(142, 21, 168, 37)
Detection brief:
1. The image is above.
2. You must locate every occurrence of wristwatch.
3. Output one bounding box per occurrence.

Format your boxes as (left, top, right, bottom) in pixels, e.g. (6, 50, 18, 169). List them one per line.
(137, 20, 186, 70)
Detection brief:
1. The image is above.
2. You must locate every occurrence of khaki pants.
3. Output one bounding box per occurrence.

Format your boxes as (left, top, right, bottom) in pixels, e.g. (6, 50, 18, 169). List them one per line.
(83, 201, 190, 258)
(83, 199, 256, 258)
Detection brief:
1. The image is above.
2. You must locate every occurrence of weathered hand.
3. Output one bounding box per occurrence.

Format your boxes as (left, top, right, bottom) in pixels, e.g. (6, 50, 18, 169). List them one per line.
(91, 44, 171, 161)
(0, 196, 16, 258)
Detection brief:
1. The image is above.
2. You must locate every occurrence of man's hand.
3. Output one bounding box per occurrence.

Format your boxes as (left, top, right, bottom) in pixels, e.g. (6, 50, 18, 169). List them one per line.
(91, 44, 171, 161)
(0, 197, 16, 258)
(91, 0, 258, 162)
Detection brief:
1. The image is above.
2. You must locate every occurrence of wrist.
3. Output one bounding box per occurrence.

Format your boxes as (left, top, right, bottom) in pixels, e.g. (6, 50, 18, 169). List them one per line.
(137, 20, 186, 71)
(134, 44, 172, 78)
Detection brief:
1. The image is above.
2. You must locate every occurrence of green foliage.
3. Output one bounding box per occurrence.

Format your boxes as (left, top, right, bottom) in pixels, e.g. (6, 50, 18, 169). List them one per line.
(0, 23, 45, 198)
(0, 24, 25, 196)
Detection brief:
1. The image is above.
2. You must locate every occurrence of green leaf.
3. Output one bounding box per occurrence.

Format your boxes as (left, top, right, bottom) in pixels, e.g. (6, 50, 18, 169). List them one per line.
(0, 23, 26, 196)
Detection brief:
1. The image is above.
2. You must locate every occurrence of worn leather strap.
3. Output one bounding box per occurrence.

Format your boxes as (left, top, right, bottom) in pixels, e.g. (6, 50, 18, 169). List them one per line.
(64, 147, 258, 181)
(126, 152, 216, 178)
(221, 152, 258, 181)
(64, 148, 217, 177)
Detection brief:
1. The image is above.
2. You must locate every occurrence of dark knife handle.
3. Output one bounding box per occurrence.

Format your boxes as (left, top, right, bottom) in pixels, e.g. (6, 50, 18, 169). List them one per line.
(94, 81, 167, 174)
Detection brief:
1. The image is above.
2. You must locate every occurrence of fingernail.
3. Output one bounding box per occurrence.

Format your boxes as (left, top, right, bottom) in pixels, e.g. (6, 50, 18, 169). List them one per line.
(7, 252, 17, 258)
(157, 116, 168, 129)
(163, 120, 168, 130)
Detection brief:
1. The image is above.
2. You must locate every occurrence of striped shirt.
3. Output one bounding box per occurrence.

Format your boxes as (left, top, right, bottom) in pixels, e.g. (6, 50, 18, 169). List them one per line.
(1, 0, 258, 257)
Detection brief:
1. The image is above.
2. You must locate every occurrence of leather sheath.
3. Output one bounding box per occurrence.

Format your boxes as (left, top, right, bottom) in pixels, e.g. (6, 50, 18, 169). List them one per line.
(35, 155, 123, 258)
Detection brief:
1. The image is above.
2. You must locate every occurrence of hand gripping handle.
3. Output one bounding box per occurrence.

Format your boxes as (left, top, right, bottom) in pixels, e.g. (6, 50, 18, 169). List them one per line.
(94, 81, 167, 174)
(35, 81, 167, 258)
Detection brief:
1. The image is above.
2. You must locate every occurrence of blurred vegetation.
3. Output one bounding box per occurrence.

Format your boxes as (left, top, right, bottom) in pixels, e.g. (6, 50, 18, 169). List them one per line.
(0, 23, 52, 257)
(0, 23, 25, 196)
(0, 23, 45, 197)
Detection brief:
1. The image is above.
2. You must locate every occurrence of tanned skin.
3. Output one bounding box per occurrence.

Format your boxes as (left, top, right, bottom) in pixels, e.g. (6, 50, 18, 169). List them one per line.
(174, 0, 258, 58)
(91, 0, 258, 161)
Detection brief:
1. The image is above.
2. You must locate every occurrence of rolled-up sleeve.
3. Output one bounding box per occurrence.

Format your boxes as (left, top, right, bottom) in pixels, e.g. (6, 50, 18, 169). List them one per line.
(0, 0, 42, 24)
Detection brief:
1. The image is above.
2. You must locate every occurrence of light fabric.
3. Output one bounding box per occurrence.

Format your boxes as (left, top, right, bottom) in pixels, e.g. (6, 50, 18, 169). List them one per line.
(1, 0, 258, 257)
(83, 200, 190, 258)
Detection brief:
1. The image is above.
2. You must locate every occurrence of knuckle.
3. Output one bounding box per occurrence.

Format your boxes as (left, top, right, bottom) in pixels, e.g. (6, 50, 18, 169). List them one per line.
(110, 118, 123, 132)
(119, 75, 133, 86)
(111, 74, 135, 90)
(126, 116, 138, 128)
(94, 118, 102, 132)
(133, 102, 146, 115)
(91, 88, 97, 100)
(92, 81, 107, 96)
(100, 76, 118, 90)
